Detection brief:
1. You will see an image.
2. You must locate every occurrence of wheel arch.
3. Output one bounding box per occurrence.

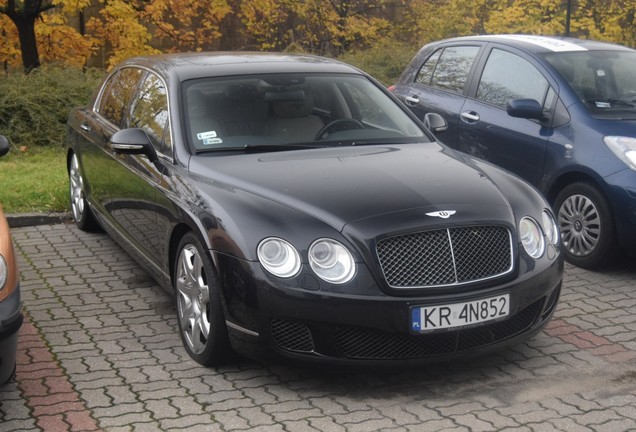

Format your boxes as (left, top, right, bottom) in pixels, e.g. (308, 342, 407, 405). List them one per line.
(545, 171, 601, 205)
(168, 223, 195, 287)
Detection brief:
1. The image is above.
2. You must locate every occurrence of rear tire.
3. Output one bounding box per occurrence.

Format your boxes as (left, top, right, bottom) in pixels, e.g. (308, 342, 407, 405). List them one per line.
(174, 232, 232, 366)
(68, 153, 99, 232)
(554, 182, 617, 269)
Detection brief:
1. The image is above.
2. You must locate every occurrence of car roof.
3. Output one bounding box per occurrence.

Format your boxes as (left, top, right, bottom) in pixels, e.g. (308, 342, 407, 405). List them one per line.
(437, 34, 633, 54)
(119, 52, 362, 83)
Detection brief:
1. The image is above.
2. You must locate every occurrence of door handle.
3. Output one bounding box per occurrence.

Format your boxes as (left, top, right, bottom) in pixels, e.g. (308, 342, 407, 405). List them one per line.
(460, 111, 480, 122)
(405, 96, 420, 105)
(80, 123, 91, 131)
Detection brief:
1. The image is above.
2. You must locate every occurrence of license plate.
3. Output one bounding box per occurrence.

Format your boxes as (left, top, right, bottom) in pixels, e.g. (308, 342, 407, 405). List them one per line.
(411, 294, 509, 333)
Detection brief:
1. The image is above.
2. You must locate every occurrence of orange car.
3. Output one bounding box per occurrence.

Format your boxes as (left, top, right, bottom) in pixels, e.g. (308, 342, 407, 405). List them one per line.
(0, 136, 22, 385)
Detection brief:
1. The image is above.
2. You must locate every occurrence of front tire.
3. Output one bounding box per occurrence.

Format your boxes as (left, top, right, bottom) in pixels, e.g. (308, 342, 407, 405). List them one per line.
(174, 232, 231, 366)
(68, 153, 99, 231)
(554, 182, 617, 269)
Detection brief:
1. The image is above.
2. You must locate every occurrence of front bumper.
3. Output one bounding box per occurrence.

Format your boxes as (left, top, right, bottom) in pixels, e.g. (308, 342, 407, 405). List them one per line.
(604, 168, 636, 252)
(218, 253, 563, 365)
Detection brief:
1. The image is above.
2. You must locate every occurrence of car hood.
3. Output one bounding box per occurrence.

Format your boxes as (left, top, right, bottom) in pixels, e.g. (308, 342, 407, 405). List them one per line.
(188, 143, 513, 232)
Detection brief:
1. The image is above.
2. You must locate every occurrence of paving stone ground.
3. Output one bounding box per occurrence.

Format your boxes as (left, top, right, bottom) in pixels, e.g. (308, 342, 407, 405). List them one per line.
(1, 223, 635, 431)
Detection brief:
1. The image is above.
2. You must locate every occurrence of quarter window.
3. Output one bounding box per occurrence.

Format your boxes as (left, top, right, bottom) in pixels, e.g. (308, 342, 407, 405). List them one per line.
(416, 46, 480, 94)
(477, 49, 548, 108)
(98, 68, 143, 128)
(131, 73, 171, 154)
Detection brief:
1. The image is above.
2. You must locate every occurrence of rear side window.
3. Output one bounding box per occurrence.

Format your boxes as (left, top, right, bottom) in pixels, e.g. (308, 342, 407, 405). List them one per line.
(415, 46, 480, 94)
(477, 49, 548, 108)
(97, 68, 143, 128)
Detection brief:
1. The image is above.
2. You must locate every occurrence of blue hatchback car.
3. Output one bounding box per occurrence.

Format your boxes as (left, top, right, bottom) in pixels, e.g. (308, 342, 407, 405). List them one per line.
(391, 34, 636, 269)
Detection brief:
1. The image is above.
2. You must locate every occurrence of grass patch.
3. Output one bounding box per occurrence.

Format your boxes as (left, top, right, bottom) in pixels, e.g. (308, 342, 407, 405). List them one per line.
(0, 147, 68, 213)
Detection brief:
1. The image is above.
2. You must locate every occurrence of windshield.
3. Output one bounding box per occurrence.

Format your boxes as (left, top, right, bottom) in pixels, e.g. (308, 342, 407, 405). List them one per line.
(182, 73, 428, 152)
(544, 50, 636, 119)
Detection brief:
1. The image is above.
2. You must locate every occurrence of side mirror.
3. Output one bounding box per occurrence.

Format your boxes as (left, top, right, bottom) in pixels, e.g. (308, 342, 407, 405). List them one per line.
(507, 98, 545, 121)
(423, 112, 448, 134)
(0, 135, 9, 157)
(110, 128, 158, 163)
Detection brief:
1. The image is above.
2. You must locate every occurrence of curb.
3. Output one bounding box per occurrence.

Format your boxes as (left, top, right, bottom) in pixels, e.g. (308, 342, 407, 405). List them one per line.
(6, 212, 73, 228)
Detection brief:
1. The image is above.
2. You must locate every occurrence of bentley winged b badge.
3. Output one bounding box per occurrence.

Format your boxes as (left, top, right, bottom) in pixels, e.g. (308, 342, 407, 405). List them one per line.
(426, 210, 457, 219)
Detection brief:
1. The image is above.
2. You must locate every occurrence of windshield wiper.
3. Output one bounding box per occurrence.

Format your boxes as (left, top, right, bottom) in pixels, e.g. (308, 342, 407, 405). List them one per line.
(195, 143, 328, 155)
(242, 143, 328, 153)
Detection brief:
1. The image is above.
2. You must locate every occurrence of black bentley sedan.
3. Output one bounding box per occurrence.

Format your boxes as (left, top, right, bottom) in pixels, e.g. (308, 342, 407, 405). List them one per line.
(66, 53, 563, 366)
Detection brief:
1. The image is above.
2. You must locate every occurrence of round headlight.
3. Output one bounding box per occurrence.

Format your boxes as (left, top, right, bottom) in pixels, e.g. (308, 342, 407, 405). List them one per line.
(0, 255, 7, 290)
(520, 217, 545, 259)
(257, 238, 301, 278)
(541, 209, 559, 245)
(308, 239, 356, 284)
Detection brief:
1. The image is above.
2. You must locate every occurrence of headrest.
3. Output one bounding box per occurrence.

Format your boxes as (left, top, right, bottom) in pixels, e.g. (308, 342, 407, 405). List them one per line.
(271, 95, 314, 118)
(188, 90, 209, 117)
(225, 84, 259, 100)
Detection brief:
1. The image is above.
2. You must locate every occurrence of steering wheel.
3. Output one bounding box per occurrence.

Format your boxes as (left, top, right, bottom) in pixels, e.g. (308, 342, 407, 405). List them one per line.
(315, 118, 364, 140)
(618, 91, 636, 102)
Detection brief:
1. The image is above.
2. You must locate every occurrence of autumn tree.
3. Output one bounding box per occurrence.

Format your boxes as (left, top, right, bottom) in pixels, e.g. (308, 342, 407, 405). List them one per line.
(484, 0, 567, 35)
(0, 0, 92, 72)
(0, 0, 92, 71)
(140, 0, 232, 52)
(239, 0, 296, 51)
(239, 0, 399, 55)
(573, 0, 636, 47)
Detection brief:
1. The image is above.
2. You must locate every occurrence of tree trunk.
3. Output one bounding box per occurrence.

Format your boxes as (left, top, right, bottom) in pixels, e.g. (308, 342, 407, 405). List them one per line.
(11, 15, 40, 72)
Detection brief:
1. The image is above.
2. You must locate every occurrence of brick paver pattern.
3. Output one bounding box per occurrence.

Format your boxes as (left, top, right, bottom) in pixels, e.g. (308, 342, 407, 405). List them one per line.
(1, 223, 635, 431)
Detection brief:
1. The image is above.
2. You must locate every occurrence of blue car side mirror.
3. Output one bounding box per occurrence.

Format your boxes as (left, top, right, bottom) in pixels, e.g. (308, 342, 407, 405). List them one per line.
(507, 98, 545, 121)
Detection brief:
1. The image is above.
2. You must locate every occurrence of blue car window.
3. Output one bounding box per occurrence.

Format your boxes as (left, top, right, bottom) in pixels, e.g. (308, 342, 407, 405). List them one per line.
(419, 46, 479, 94)
(477, 49, 548, 109)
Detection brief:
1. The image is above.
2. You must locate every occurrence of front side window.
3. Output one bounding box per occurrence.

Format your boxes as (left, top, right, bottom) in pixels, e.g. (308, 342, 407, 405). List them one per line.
(416, 46, 480, 94)
(477, 49, 548, 108)
(97, 68, 143, 128)
(131, 73, 170, 154)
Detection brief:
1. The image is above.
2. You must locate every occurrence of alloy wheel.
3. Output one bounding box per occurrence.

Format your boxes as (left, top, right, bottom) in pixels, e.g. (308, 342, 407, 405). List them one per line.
(558, 193, 601, 257)
(69, 154, 86, 222)
(176, 244, 211, 355)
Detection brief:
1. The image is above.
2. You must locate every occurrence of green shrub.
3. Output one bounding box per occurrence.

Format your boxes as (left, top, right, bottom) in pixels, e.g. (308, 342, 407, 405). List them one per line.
(338, 40, 420, 86)
(0, 66, 104, 149)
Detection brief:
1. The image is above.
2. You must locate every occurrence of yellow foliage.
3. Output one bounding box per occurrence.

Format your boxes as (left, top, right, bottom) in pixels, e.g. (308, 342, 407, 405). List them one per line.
(87, 0, 160, 68)
(37, 13, 94, 67)
(0, 14, 21, 66)
(2, 0, 636, 69)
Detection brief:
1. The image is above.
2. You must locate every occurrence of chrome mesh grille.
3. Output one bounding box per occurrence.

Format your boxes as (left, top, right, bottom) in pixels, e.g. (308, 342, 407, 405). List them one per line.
(271, 319, 315, 353)
(376, 226, 512, 288)
(335, 299, 542, 360)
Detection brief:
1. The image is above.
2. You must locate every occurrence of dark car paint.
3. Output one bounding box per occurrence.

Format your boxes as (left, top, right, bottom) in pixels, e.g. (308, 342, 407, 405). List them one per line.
(392, 36, 636, 259)
(66, 53, 563, 364)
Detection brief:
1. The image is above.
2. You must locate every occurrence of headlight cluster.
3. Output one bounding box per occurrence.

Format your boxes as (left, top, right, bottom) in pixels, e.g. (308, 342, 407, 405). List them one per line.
(519, 210, 559, 258)
(603, 136, 636, 171)
(258, 237, 356, 284)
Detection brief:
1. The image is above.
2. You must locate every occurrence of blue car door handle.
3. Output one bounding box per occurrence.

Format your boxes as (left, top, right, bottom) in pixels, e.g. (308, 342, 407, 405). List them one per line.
(460, 111, 480, 122)
(405, 95, 420, 105)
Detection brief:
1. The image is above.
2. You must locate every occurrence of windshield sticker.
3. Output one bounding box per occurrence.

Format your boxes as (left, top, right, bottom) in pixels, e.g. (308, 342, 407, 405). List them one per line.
(203, 138, 223, 145)
(595, 102, 611, 108)
(596, 69, 606, 77)
(495, 35, 588, 52)
(197, 131, 217, 140)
